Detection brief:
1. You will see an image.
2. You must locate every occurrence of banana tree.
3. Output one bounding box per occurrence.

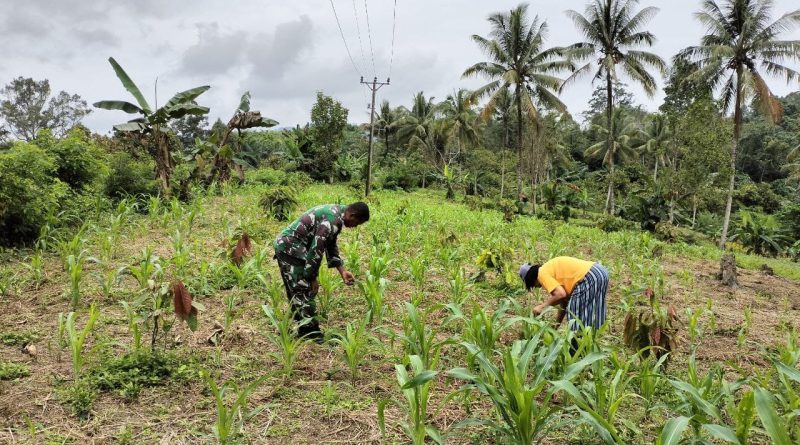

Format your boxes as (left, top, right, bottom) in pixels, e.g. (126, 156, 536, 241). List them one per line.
(209, 92, 278, 183)
(93, 57, 210, 196)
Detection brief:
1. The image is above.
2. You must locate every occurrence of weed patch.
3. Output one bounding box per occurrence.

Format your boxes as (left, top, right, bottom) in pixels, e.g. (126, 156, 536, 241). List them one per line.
(89, 350, 195, 400)
(0, 361, 31, 380)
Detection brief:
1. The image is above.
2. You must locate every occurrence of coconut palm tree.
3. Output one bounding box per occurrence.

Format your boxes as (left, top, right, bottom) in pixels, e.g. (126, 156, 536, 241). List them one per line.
(585, 108, 638, 207)
(441, 89, 481, 160)
(485, 87, 516, 198)
(564, 0, 667, 213)
(679, 0, 800, 249)
(633, 113, 672, 182)
(464, 4, 573, 195)
(376, 100, 401, 163)
(788, 143, 800, 194)
(396, 92, 437, 149)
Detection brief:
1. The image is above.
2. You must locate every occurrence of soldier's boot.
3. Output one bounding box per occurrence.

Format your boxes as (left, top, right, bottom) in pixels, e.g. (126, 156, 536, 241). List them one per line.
(293, 307, 324, 344)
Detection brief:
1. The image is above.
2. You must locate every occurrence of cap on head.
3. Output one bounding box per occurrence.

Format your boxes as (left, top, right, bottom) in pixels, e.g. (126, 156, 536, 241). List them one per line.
(518, 263, 540, 290)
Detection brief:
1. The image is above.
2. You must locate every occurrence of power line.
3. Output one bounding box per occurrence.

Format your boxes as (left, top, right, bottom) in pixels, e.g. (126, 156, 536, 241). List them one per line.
(363, 0, 377, 77)
(351, 0, 369, 76)
(388, 0, 397, 79)
(328, 0, 362, 77)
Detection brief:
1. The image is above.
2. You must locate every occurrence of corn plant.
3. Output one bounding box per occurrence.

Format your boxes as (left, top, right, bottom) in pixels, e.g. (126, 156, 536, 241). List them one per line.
(449, 336, 605, 445)
(754, 385, 798, 445)
(66, 253, 85, 310)
(737, 306, 752, 349)
(124, 248, 163, 290)
(636, 352, 670, 406)
(378, 355, 442, 445)
(170, 228, 190, 278)
(369, 242, 393, 278)
(120, 300, 143, 351)
(330, 318, 372, 384)
(446, 300, 516, 368)
(57, 227, 88, 269)
(59, 304, 100, 379)
(409, 256, 427, 290)
(25, 252, 45, 285)
(552, 350, 639, 444)
(770, 358, 800, 441)
(399, 303, 454, 369)
(725, 389, 756, 445)
(359, 272, 387, 324)
(659, 352, 742, 444)
(95, 268, 120, 298)
(317, 264, 341, 320)
(222, 293, 240, 333)
(202, 371, 267, 445)
(447, 266, 469, 305)
(342, 239, 362, 276)
(262, 304, 306, 376)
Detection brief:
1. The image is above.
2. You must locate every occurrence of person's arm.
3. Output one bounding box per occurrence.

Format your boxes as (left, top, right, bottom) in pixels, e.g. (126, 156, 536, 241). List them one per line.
(325, 233, 354, 285)
(306, 221, 332, 281)
(533, 286, 569, 322)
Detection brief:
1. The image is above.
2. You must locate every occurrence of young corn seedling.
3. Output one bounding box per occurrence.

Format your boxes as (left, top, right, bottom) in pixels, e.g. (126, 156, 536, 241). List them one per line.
(330, 317, 372, 384)
(659, 352, 743, 445)
(409, 256, 427, 290)
(359, 272, 387, 324)
(124, 248, 163, 290)
(316, 264, 341, 320)
(66, 253, 85, 310)
(120, 301, 143, 351)
(399, 303, 453, 369)
(378, 354, 442, 445)
(261, 304, 306, 376)
(448, 334, 605, 445)
(448, 266, 469, 305)
(754, 385, 798, 444)
(342, 239, 362, 276)
(552, 350, 640, 444)
(170, 228, 190, 279)
(725, 389, 756, 445)
(223, 293, 241, 333)
(95, 268, 120, 299)
(202, 370, 267, 445)
(60, 304, 100, 379)
(25, 252, 45, 285)
(446, 300, 515, 368)
(737, 306, 753, 349)
(637, 353, 670, 406)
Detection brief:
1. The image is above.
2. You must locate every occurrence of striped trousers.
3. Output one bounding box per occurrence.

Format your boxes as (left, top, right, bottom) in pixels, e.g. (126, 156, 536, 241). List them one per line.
(566, 263, 609, 331)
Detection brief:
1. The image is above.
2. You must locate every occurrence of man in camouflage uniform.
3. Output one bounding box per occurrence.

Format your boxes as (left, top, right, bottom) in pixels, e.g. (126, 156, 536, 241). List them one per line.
(273, 202, 370, 341)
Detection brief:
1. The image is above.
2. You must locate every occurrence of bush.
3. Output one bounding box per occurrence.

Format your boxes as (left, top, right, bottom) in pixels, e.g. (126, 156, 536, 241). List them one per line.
(382, 159, 426, 191)
(90, 350, 194, 400)
(38, 128, 104, 190)
(246, 168, 311, 190)
(731, 210, 790, 257)
(59, 380, 96, 419)
(735, 182, 781, 213)
(0, 361, 30, 380)
(0, 142, 64, 245)
(104, 152, 157, 200)
(260, 186, 299, 221)
(596, 215, 638, 233)
(654, 222, 705, 244)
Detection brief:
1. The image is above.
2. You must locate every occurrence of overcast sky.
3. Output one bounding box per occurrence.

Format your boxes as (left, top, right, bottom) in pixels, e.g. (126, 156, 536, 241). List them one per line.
(2, 0, 799, 133)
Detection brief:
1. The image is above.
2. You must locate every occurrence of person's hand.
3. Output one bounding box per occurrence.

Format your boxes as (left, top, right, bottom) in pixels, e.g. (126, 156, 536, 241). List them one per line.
(311, 280, 319, 295)
(341, 269, 355, 286)
(533, 304, 546, 316)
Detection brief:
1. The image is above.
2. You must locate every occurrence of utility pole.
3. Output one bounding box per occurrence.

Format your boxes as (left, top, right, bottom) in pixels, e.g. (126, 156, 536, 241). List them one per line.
(361, 76, 389, 197)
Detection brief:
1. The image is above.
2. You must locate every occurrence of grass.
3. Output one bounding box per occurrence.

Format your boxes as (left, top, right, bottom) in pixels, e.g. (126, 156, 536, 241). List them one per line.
(0, 182, 799, 443)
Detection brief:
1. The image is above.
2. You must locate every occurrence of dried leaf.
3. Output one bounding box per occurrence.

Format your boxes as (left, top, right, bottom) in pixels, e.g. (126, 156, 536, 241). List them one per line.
(667, 305, 678, 320)
(231, 232, 253, 266)
(172, 281, 196, 321)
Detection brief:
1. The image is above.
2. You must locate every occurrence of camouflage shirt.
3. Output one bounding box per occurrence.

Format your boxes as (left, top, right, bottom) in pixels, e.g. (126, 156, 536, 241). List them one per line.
(274, 204, 345, 278)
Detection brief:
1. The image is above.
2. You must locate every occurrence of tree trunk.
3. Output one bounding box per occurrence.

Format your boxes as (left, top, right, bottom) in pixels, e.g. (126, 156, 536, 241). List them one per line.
(154, 126, 172, 197)
(516, 83, 524, 196)
(720, 68, 743, 249)
(692, 198, 697, 228)
(719, 253, 738, 287)
(605, 73, 615, 214)
(500, 149, 506, 199)
(653, 158, 659, 182)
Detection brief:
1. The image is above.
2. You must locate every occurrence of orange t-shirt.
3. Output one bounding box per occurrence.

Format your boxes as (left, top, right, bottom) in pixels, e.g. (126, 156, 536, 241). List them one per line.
(537, 257, 595, 295)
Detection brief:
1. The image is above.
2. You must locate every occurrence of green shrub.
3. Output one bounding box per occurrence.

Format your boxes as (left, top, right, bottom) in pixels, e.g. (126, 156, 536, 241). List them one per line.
(104, 152, 158, 200)
(0, 142, 64, 245)
(246, 167, 288, 186)
(90, 350, 194, 400)
(38, 128, 104, 190)
(596, 214, 638, 233)
(731, 210, 790, 257)
(0, 361, 30, 380)
(654, 222, 705, 244)
(259, 187, 298, 221)
(59, 380, 96, 419)
(382, 159, 425, 191)
(0, 331, 40, 347)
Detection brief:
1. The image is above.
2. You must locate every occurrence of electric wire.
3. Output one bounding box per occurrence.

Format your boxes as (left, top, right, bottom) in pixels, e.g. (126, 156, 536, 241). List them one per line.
(351, 0, 369, 77)
(328, 0, 362, 77)
(388, 0, 397, 79)
(363, 0, 377, 78)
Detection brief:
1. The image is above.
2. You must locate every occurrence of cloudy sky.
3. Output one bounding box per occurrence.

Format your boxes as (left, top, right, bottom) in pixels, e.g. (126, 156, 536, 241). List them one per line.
(2, 0, 799, 133)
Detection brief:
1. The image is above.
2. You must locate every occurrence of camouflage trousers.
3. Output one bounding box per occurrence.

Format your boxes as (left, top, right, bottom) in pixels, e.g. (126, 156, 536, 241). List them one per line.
(275, 254, 317, 321)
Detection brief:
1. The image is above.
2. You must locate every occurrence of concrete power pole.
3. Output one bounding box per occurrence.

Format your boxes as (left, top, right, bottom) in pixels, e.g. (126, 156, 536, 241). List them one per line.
(361, 76, 389, 197)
